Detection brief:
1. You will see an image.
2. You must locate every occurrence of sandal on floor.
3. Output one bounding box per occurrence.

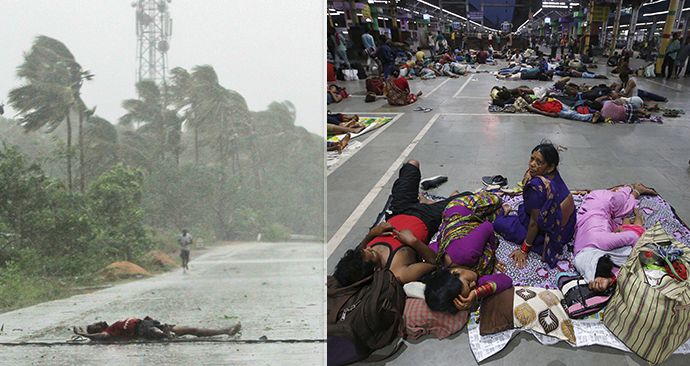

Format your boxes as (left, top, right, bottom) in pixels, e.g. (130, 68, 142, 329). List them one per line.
(420, 175, 448, 190)
(482, 175, 508, 187)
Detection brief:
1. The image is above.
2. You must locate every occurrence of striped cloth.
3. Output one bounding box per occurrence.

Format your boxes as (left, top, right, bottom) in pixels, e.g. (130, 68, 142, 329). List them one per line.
(403, 298, 469, 340)
(603, 222, 690, 364)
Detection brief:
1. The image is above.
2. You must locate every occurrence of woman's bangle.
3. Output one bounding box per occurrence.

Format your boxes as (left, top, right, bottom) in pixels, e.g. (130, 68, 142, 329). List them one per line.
(521, 241, 532, 253)
(475, 282, 496, 299)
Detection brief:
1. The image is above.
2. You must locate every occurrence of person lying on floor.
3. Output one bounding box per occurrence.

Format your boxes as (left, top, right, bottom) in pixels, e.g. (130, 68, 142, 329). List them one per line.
(494, 142, 576, 269)
(326, 134, 351, 154)
(413, 60, 440, 79)
(573, 184, 657, 292)
(554, 66, 608, 79)
(327, 85, 344, 105)
(332, 160, 467, 286)
(551, 81, 611, 109)
(326, 113, 364, 135)
(526, 97, 602, 123)
(385, 70, 422, 106)
(422, 266, 513, 313)
(600, 96, 649, 123)
(73, 316, 241, 341)
(420, 191, 515, 313)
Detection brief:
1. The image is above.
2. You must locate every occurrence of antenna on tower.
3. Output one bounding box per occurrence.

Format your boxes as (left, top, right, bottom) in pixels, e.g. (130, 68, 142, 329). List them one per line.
(133, 0, 172, 85)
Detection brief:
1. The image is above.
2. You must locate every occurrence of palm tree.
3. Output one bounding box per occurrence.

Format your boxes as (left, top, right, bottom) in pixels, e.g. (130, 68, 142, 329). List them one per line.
(168, 67, 200, 164)
(7, 35, 93, 192)
(120, 80, 181, 165)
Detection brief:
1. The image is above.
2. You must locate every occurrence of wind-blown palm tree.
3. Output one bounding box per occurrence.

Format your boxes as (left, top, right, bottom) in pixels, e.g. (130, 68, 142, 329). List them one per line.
(8, 35, 93, 191)
(120, 80, 181, 165)
(168, 67, 200, 164)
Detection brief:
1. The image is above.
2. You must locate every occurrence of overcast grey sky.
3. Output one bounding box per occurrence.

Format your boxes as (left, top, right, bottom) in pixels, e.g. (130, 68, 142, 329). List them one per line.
(1, 0, 324, 136)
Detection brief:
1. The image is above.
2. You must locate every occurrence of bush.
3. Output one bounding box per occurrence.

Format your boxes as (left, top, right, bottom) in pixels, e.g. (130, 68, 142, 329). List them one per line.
(262, 223, 291, 242)
(88, 164, 151, 262)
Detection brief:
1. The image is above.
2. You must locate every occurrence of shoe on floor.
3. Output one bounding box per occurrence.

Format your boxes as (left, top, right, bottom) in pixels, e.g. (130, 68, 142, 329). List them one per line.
(482, 175, 508, 187)
(420, 175, 448, 190)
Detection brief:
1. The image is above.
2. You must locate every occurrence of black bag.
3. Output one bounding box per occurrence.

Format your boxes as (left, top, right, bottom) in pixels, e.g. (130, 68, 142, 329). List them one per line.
(364, 92, 377, 103)
(327, 270, 406, 366)
(557, 273, 614, 319)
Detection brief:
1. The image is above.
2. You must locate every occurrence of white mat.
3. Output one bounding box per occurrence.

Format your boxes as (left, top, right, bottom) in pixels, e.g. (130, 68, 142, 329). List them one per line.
(468, 312, 690, 362)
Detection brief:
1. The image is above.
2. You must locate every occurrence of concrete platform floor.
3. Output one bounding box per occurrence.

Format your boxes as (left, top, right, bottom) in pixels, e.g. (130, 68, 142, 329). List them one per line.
(327, 59, 690, 365)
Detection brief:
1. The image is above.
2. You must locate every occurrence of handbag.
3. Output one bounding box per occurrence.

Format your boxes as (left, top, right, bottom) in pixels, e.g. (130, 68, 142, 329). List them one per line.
(557, 273, 613, 319)
(603, 222, 690, 364)
(343, 69, 359, 81)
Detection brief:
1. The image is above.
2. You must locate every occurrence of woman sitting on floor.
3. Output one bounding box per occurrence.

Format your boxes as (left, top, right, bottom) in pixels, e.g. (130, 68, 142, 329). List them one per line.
(494, 142, 576, 269)
(422, 191, 513, 313)
(430, 192, 504, 274)
(385, 69, 422, 106)
(613, 71, 668, 102)
(573, 184, 657, 292)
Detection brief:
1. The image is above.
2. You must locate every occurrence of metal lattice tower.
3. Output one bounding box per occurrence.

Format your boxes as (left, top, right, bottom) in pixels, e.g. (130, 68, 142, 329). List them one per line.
(133, 0, 172, 85)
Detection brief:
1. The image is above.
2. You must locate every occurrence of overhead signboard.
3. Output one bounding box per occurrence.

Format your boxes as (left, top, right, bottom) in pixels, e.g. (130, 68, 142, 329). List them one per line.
(468, 11, 483, 21)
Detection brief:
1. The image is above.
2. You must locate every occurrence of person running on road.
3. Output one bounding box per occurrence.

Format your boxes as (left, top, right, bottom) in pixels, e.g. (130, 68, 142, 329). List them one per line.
(178, 229, 193, 272)
(73, 316, 241, 341)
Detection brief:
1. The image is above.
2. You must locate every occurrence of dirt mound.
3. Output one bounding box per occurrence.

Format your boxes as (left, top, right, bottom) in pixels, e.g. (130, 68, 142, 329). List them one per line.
(144, 250, 178, 269)
(98, 261, 151, 281)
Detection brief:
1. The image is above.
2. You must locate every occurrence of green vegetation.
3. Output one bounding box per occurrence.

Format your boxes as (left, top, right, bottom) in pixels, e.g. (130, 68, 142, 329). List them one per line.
(0, 35, 323, 312)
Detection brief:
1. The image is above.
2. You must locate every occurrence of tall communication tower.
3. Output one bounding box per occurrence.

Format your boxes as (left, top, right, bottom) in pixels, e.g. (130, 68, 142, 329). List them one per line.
(133, 0, 172, 85)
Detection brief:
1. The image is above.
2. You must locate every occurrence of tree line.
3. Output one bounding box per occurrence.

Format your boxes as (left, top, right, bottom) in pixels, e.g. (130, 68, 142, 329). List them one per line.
(0, 35, 323, 308)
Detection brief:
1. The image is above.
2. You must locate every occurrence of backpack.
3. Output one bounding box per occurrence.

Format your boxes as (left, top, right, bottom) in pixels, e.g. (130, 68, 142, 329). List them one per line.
(557, 273, 614, 319)
(327, 270, 406, 366)
(366, 77, 385, 95)
(489, 86, 515, 107)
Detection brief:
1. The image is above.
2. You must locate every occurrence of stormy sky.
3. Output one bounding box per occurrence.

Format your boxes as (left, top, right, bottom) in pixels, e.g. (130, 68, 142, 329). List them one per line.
(1, 0, 324, 136)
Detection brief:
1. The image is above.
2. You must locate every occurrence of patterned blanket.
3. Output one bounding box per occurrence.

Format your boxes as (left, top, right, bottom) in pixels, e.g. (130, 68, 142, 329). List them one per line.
(326, 116, 393, 142)
(497, 193, 690, 289)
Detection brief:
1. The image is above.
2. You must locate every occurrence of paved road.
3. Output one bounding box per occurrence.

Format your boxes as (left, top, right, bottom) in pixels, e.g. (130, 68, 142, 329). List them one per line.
(0, 242, 324, 365)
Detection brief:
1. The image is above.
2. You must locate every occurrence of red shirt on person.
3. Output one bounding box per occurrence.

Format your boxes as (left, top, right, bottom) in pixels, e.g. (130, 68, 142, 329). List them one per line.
(104, 317, 141, 338)
(366, 214, 429, 255)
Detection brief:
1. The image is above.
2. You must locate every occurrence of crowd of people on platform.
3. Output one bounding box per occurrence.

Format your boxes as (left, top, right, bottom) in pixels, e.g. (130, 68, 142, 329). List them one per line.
(327, 24, 513, 108)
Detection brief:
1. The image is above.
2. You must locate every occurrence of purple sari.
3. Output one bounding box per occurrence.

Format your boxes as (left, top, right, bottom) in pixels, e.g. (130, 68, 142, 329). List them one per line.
(493, 170, 576, 267)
